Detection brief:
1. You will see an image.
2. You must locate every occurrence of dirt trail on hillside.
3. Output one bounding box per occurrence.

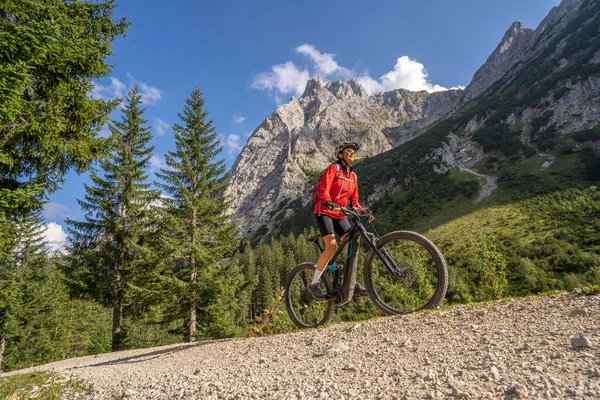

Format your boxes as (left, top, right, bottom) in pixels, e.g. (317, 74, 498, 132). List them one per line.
(4, 292, 600, 399)
(459, 167, 497, 203)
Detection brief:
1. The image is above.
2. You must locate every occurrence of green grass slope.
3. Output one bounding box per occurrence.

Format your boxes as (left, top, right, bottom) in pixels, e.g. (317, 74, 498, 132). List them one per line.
(428, 186, 600, 303)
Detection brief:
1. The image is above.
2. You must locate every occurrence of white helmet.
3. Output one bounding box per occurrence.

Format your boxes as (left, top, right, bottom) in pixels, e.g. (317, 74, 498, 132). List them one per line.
(334, 142, 360, 159)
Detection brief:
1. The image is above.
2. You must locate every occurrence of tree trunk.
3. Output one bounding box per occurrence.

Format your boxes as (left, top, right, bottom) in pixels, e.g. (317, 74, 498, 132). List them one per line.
(0, 333, 6, 371)
(112, 300, 121, 351)
(188, 207, 197, 342)
(113, 203, 126, 351)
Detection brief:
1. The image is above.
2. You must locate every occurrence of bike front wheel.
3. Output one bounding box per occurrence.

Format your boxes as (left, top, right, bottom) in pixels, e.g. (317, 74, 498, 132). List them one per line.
(364, 231, 448, 315)
(284, 262, 336, 329)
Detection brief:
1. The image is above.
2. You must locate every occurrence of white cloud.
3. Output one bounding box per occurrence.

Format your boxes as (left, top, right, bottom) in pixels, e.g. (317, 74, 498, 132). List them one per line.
(138, 82, 162, 105)
(251, 61, 310, 97)
(296, 44, 351, 78)
(91, 75, 162, 105)
(91, 77, 126, 101)
(225, 134, 244, 154)
(44, 222, 67, 253)
(154, 118, 171, 136)
(360, 56, 448, 94)
(252, 45, 462, 100)
(43, 202, 71, 220)
(150, 155, 168, 170)
(148, 193, 173, 209)
(233, 113, 246, 124)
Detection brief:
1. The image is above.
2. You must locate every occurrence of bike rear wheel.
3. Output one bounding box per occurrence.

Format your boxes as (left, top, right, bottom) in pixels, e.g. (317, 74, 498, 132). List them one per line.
(284, 262, 336, 329)
(364, 231, 448, 315)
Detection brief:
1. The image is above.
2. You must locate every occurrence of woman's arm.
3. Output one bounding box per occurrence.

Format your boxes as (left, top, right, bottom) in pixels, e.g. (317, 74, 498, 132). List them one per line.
(350, 174, 365, 212)
(318, 164, 338, 205)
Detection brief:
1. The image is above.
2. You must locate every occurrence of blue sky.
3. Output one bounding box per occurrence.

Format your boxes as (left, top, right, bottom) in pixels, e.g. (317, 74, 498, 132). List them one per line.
(42, 0, 561, 251)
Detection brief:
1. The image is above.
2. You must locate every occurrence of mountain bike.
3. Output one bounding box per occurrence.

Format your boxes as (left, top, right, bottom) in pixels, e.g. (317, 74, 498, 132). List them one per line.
(284, 207, 448, 329)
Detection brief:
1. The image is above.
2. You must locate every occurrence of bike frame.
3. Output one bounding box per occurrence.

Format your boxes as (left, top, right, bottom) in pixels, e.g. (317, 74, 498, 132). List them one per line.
(326, 213, 400, 306)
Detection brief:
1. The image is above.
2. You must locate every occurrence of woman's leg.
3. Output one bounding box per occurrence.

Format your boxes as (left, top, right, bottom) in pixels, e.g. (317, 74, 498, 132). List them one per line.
(314, 234, 337, 275)
(310, 216, 337, 298)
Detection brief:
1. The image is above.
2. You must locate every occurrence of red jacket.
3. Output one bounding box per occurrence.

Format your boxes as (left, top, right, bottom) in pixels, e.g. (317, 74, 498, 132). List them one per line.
(313, 162, 365, 219)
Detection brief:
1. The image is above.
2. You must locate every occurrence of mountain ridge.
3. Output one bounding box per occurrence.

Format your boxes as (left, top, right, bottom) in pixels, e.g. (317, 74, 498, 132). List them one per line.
(226, 0, 599, 239)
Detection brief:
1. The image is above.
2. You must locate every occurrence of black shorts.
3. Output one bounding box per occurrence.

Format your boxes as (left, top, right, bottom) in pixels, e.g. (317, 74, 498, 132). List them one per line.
(315, 215, 351, 238)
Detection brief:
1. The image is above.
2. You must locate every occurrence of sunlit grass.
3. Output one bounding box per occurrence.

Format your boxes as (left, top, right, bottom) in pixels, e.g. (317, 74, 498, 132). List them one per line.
(0, 372, 92, 400)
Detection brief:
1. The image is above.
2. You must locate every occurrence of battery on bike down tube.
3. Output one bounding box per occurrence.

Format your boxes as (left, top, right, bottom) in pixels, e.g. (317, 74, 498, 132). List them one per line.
(326, 237, 353, 271)
(326, 263, 342, 271)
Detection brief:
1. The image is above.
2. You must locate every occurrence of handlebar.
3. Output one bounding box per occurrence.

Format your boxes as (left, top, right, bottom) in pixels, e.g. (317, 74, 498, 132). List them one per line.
(339, 206, 373, 220)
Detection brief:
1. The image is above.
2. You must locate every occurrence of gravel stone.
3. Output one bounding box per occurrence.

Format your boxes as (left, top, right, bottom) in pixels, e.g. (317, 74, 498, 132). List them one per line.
(570, 307, 588, 316)
(2, 292, 599, 400)
(571, 335, 593, 348)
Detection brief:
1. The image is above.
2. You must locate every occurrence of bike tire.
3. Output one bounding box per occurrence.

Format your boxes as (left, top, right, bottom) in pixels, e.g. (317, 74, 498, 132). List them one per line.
(364, 230, 448, 315)
(284, 262, 336, 329)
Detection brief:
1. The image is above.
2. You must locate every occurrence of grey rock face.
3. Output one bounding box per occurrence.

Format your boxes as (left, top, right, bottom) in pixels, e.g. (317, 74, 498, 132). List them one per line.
(226, 79, 461, 236)
(429, 134, 485, 175)
(383, 89, 463, 146)
(504, 77, 600, 137)
(461, 22, 534, 103)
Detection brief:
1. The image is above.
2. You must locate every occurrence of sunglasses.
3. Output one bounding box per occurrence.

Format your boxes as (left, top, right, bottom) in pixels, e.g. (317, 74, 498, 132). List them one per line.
(343, 149, 356, 155)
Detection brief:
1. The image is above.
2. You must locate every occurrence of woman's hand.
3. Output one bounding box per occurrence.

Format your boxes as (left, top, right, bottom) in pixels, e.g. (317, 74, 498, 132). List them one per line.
(326, 201, 342, 212)
(362, 208, 375, 223)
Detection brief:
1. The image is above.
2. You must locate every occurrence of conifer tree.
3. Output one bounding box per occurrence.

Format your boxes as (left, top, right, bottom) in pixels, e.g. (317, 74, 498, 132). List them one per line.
(0, 0, 128, 256)
(270, 240, 285, 290)
(256, 264, 273, 315)
(66, 86, 160, 351)
(1, 209, 73, 371)
(156, 86, 238, 342)
(0, 209, 48, 370)
(240, 243, 257, 322)
(4, 254, 71, 371)
(12, 209, 47, 266)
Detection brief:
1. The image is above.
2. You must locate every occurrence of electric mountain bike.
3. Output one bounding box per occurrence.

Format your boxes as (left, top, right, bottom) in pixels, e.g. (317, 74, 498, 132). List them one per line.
(284, 207, 448, 329)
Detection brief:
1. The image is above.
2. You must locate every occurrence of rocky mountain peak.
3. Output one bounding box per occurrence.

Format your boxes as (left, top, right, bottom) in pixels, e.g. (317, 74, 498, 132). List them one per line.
(301, 77, 323, 98)
(460, 0, 585, 104)
(348, 78, 369, 98)
(323, 79, 368, 100)
(225, 78, 462, 236)
(461, 21, 534, 103)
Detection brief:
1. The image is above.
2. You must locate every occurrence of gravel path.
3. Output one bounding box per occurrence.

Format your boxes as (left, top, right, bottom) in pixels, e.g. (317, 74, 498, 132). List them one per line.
(5, 292, 600, 399)
(458, 167, 497, 203)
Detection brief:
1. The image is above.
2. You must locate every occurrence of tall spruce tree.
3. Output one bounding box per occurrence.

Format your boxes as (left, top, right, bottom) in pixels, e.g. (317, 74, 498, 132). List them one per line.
(156, 86, 237, 342)
(66, 86, 160, 351)
(1, 1, 127, 364)
(0, 0, 128, 254)
(12, 209, 47, 266)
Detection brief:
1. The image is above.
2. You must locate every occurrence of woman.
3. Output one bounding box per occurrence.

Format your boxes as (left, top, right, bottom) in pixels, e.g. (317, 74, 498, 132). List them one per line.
(309, 141, 373, 300)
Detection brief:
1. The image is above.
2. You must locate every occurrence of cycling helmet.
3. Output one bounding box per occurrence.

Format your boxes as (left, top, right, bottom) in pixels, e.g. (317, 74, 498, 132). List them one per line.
(335, 142, 360, 159)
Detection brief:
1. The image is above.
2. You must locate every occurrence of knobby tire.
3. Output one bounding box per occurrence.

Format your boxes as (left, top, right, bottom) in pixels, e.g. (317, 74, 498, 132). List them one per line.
(284, 262, 336, 329)
(364, 230, 448, 315)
